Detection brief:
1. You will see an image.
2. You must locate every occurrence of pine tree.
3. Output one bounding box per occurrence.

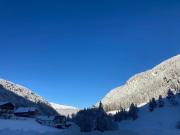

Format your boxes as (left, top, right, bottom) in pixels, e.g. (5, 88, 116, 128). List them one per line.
(114, 111, 122, 122)
(73, 104, 118, 132)
(95, 101, 118, 132)
(96, 114, 118, 132)
(99, 101, 104, 111)
(167, 89, 178, 105)
(122, 108, 129, 120)
(149, 100, 154, 112)
(128, 103, 138, 120)
(167, 89, 174, 100)
(149, 98, 157, 112)
(114, 107, 127, 122)
(152, 98, 157, 108)
(158, 95, 164, 107)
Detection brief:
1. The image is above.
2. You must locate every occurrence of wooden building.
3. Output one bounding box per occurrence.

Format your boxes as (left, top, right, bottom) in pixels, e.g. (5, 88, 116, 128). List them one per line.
(0, 101, 15, 114)
(14, 107, 38, 117)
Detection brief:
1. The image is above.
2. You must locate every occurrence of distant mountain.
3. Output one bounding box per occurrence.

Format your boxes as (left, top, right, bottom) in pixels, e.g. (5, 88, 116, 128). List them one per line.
(50, 102, 79, 117)
(0, 79, 57, 115)
(100, 54, 180, 111)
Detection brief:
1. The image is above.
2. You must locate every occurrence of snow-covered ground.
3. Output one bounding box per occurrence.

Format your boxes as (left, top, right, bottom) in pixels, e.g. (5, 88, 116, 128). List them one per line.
(111, 96, 180, 135)
(1, 99, 180, 135)
(0, 118, 61, 135)
(66, 98, 180, 135)
(0, 120, 138, 135)
(118, 103, 180, 135)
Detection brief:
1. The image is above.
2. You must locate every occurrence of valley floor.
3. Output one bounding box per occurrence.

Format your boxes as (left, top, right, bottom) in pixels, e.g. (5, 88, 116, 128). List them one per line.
(0, 100, 180, 135)
(0, 118, 61, 135)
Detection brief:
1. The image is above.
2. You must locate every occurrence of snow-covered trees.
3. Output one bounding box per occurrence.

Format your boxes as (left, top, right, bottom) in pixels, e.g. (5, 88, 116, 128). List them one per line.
(73, 102, 118, 132)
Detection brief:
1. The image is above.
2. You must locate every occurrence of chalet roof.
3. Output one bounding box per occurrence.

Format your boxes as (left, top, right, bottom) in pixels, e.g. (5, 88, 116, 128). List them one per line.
(0, 101, 15, 106)
(14, 107, 37, 113)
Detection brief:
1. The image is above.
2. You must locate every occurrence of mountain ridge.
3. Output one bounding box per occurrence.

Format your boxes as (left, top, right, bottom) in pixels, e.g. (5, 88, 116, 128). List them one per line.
(0, 79, 57, 115)
(100, 54, 180, 111)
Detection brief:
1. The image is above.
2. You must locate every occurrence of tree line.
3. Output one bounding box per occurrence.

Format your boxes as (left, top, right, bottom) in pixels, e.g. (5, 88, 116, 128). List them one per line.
(71, 89, 179, 132)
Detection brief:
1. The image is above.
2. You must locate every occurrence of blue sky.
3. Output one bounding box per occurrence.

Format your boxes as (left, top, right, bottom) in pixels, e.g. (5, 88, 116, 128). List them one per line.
(0, 0, 180, 108)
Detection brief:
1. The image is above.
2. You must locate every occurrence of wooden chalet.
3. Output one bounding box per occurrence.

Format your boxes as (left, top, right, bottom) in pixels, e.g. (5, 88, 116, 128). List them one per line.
(14, 107, 38, 117)
(0, 101, 15, 114)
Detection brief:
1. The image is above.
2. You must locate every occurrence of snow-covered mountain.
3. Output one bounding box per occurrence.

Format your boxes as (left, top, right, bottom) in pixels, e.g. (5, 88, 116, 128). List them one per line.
(100, 54, 180, 111)
(50, 102, 79, 116)
(0, 79, 57, 115)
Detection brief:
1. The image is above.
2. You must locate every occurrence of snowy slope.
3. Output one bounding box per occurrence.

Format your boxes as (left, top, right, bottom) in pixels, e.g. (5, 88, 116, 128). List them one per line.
(0, 79, 57, 115)
(100, 54, 180, 111)
(119, 108, 180, 135)
(50, 102, 79, 116)
(0, 79, 80, 116)
(0, 118, 61, 135)
(109, 97, 180, 135)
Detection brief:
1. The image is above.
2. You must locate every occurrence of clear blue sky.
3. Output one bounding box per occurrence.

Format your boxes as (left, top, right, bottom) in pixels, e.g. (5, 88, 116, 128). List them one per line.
(0, 0, 180, 108)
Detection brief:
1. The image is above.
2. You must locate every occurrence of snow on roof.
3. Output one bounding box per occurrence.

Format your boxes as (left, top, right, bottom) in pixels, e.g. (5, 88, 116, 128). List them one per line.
(15, 107, 37, 113)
